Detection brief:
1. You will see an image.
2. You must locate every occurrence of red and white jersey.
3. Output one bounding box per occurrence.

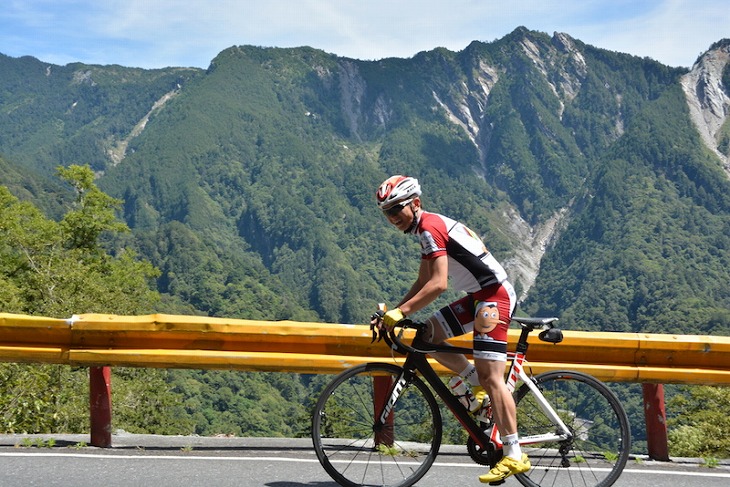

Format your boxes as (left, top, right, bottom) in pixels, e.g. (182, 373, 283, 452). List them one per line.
(411, 211, 508, 293)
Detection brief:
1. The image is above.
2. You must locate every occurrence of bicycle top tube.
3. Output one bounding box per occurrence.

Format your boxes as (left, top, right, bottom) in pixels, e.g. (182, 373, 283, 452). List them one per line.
(383, 315, 561, 356)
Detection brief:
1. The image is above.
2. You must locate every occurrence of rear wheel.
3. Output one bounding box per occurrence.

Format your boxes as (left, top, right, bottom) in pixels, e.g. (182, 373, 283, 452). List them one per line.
(513, 370, 630, 487)
(311, 362, 442, 487)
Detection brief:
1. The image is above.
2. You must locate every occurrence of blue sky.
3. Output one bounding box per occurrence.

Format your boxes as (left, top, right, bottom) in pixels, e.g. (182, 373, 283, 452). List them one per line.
(0, 1, 727, 69)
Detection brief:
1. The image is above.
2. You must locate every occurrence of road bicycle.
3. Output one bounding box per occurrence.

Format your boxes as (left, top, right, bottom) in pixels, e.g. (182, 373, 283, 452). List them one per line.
(311, 315, 630, 487)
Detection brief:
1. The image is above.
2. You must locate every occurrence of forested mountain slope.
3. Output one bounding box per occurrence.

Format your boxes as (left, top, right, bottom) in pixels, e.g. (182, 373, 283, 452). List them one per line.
(2, 29, 729, 335)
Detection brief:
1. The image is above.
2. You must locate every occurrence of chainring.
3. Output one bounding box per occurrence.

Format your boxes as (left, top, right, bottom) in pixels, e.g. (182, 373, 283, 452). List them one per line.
(466, 436, 502, 467)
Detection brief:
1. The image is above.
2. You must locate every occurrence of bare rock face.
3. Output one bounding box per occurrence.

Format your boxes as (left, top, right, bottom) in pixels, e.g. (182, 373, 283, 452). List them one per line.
(681, 41, 730, 173)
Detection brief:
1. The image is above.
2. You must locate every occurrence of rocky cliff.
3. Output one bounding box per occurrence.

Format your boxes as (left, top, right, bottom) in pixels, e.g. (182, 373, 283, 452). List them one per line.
(681, 39, 730, 173)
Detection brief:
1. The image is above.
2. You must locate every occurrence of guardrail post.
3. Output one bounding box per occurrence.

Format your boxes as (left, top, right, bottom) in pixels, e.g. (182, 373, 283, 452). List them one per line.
(373, 376, 394, 446)
(642, 383, 669, 461)
(89, 366, 112, 447)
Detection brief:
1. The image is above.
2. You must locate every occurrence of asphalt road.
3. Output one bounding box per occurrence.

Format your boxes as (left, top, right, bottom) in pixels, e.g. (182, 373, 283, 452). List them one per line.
(1, 433, 729, 487)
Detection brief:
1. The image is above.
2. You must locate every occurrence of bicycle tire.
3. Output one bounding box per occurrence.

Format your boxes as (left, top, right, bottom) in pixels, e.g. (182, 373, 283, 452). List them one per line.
(311, 362, 442, 487)
(513, 370, 630, 487)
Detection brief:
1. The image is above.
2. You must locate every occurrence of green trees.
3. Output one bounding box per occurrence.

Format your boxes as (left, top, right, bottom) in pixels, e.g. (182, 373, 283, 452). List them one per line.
(166, 370, 309, 437)
(0, 165, 159, 316)
(668, 386, 730, 458)
(0, 165, 315, 437)
(0, 165, 179, 434)
(524, 87, 730, 335)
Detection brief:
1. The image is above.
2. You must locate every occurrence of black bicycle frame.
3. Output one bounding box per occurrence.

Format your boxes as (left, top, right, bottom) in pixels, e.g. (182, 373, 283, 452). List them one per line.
(375, 331, 496, 451)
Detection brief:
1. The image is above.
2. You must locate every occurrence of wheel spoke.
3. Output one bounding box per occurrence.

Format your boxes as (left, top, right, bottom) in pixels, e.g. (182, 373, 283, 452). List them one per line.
(312, 363, 442, 487)
(514, 371, 630, 487)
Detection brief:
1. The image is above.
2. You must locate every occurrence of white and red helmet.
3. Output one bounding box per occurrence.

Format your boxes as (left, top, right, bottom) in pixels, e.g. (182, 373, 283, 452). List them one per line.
(376, 175, 422, 210)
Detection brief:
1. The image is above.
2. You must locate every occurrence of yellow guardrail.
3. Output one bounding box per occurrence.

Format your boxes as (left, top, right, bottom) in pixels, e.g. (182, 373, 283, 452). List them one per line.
(2, 312, 730, 385)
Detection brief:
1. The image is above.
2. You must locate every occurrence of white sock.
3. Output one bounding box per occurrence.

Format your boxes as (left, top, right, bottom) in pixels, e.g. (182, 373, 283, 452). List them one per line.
(502, 433, 522, 460)
(459, 364, 480, 387)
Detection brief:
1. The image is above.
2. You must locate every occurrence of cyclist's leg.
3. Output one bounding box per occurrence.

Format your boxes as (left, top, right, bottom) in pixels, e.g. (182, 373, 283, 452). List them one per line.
(477, 359, 516, 435)
(473, 283, 530, 483)
(472, 297, 517, 447)
(424, 294, 476, 375)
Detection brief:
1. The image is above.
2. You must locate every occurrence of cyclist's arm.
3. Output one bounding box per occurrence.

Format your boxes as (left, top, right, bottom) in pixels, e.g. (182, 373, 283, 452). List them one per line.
(397, 255, 448, 316)
(398, 258, 432, 305)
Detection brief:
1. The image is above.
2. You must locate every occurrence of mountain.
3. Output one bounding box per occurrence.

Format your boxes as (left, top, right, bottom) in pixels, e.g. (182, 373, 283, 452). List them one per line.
(681, 40, 730, 171)
(2, 28, 729, 335)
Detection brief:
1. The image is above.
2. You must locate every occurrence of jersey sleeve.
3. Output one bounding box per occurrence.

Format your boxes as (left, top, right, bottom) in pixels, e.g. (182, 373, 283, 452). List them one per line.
(418, 214, 448, 259)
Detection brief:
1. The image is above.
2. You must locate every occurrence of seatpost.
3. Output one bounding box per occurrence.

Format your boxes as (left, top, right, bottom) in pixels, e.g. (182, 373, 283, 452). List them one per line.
(515, 326, 531, 355)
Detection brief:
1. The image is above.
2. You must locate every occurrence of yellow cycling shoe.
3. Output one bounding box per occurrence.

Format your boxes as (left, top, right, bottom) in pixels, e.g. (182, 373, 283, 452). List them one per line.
(479, 454, 530, 483)
(471, 385, 488, 410)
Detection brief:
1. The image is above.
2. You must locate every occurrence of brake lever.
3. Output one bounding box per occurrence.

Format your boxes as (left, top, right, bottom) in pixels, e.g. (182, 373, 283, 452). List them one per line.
(370, 310, 385, 343)
(370, 326, 385, 343)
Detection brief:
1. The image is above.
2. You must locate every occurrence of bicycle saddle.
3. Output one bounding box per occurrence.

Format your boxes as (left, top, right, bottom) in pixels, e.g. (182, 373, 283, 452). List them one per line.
(511, 316, 559, 328)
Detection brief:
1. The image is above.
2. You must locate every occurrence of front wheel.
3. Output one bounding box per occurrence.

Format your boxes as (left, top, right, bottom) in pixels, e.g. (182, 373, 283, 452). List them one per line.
(311, 362, 442, 487)
(513, 370, 631, 487)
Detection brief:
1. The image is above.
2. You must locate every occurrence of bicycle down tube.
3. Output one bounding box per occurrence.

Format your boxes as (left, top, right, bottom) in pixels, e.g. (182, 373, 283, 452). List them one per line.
(377, 340, 494, 452)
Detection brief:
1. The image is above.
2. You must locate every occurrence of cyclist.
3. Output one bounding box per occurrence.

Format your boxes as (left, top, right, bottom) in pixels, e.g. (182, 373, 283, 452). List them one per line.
(371, 175, 530, 483)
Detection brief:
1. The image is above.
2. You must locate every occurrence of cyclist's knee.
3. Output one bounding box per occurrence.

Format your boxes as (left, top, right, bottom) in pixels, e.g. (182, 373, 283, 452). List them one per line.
(476, 361, 507, 392)
(424, 316, 445, 343)
(477, 371, 496, 388)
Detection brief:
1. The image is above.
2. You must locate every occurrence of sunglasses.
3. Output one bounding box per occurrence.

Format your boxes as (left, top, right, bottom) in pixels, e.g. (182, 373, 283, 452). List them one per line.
(383, 200, 411, 217)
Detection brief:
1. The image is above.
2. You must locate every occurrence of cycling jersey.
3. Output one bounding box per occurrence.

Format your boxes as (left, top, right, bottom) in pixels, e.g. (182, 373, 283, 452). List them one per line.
(410, 211, 508, 292)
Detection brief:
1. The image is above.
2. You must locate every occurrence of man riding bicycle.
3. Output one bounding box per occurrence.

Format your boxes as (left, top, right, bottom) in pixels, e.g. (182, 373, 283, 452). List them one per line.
(371, 175, 530, 483)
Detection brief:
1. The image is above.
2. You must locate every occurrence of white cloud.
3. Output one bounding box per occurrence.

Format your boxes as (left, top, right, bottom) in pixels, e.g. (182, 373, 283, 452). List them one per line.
(563, 0, 730, 66)
(0, 0, 727, 68)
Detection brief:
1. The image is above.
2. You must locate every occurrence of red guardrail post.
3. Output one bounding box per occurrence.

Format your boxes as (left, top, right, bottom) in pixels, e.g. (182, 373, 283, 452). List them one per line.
(373, 376, 394, 446)
(642, 383, 669, 461)
(89, 366, 112, 447)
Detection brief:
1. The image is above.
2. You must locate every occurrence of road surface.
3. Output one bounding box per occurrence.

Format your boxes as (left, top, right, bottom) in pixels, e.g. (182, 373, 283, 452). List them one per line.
(1, 433, 728, 486)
